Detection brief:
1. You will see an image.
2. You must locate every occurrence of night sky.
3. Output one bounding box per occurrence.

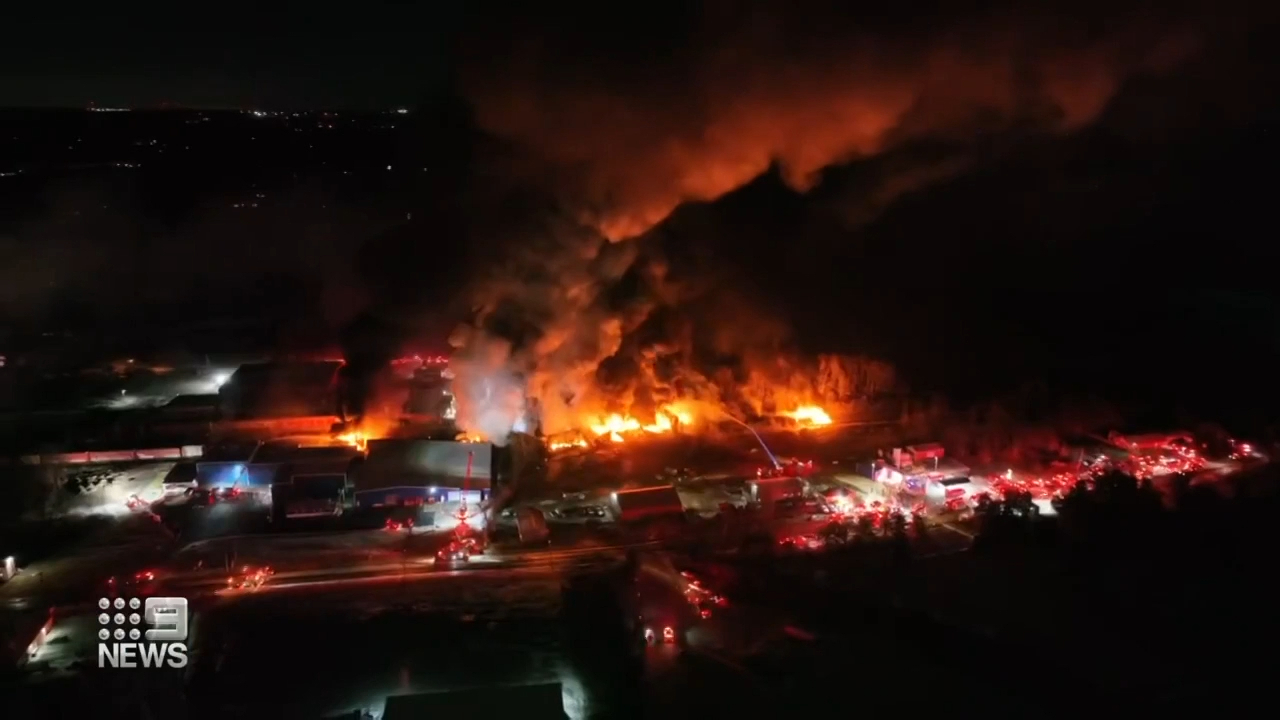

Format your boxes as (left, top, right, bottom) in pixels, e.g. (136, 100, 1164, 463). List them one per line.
(1, 3, 459, 109)
(3, 0, 1279, 424)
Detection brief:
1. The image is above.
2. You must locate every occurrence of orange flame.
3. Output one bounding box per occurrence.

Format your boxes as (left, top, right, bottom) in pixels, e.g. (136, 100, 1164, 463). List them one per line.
(335, 416, 399, 453)
(549, 437, 589, 451)
(783, 405, 833, 427)
(336, 431, 368, 453)
(586, 403, 695, 442)
(550, 398, 834, 448)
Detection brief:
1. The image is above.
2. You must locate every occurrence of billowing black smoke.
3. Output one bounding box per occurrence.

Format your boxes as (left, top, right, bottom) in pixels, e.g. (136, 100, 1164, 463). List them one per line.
(337, 309, 404, 424)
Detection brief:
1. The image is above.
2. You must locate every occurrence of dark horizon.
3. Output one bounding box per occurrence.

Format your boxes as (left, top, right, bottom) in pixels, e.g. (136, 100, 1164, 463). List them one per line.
(0, 105, 412, 113)
(2, 0, 1279, 433)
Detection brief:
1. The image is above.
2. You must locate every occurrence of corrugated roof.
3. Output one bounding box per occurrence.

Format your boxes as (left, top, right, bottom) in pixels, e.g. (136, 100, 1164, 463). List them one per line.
(251, 441, 358, 464)
(355, 439, 492, 491)
(199, 440, 261, 462)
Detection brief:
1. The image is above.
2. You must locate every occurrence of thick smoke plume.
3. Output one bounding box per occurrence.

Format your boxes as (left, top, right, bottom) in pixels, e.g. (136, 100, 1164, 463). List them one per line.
(446, 3, 1203, 442)
(466, 4, 1197, 241)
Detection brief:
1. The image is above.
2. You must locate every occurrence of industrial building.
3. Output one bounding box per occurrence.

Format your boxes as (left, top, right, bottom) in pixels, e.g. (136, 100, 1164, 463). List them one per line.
(266, 442, 363, 520)
(194, 439, 265, 490)
(402, 362, 456, 420)
(352, 439, 493, 524)
(196, 437, 360, 495)
(218, 360, 344, 420)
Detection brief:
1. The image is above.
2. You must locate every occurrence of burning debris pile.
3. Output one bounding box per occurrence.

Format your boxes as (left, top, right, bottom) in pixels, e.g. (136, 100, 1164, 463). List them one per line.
(436, 211, 876, 445)
(449, 335, 882, 450)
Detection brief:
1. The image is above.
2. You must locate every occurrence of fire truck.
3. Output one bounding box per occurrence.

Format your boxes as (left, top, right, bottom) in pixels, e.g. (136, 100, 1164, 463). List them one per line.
(624, 552, 703, 653)
(862, 444, 983, 510)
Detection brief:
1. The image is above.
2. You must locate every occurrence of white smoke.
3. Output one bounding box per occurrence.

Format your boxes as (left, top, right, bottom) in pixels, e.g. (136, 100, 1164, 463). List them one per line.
(448, 329, 528, 446)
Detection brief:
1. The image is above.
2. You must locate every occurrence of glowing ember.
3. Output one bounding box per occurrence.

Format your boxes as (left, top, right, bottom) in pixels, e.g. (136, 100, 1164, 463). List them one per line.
(783, 405, 833, 427)
(549, 438, 589, 452)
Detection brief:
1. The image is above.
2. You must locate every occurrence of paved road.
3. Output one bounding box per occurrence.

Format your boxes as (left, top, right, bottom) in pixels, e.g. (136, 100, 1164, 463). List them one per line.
(159, 541, 655, 595)
(201, 553, 630, 597)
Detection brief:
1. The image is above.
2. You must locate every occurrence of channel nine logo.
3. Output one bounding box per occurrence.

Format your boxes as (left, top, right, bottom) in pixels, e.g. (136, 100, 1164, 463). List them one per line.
(96, 596, 189, 669)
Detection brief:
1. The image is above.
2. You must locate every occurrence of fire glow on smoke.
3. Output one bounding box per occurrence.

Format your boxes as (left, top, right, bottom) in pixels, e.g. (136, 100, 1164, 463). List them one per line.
(446, 320, 872, 447)
(323, 14, 1233, 464)
(444, 4, 1206, 444)
(439, 6, 1201, 448)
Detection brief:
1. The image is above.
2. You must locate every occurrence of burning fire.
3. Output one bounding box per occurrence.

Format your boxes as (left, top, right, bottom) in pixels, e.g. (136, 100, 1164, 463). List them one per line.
(334, 418, 397, 454)
(550, 400, 832, 448)
(587, 403, 695, 443)
(337, 432, 368, 453)
(783, 405, 833, 427)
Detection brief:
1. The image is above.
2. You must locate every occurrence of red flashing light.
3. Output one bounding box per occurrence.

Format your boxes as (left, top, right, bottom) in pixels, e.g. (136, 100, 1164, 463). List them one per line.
(662, 626, 675, 642)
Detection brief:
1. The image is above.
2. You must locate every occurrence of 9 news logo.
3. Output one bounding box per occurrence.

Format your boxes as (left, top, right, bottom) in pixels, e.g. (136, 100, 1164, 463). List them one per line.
(96, 596, 189, 669)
